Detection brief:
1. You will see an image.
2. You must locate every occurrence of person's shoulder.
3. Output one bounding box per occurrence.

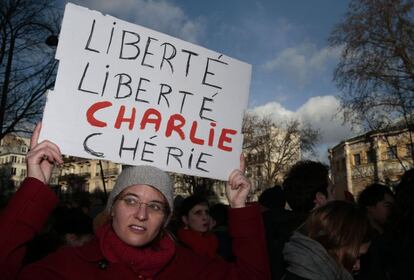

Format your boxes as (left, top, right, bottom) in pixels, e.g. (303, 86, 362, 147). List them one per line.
(21, 238, 103, 278)
(283, 271, 310, 280)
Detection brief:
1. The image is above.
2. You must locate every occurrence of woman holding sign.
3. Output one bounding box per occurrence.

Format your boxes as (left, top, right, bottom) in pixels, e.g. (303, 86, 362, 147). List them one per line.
(0, 124, 270, 280)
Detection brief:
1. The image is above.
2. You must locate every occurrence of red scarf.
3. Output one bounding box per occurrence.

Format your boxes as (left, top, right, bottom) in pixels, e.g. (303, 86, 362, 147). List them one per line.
(177, 228, 218, 258)
(96, 223, 175, 278)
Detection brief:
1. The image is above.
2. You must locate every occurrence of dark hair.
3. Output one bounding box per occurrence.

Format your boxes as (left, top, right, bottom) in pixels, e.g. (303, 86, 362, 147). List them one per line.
(179, 195, 209, 218)
(304, 200, 372, 272)
(283, 161, 329, 212)
(357, 183, 394, 210)
(209, 203, 229, 226)
(258, 185, 286, 210)
(386, 168, 414, 240)
(53, 207, 93, 235)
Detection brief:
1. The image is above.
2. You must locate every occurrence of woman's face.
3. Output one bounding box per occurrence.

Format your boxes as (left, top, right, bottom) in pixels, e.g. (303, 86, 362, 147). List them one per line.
(352, 242, 370, 273)
(182, 203, 211, 233)
(111, 185, 167, 247)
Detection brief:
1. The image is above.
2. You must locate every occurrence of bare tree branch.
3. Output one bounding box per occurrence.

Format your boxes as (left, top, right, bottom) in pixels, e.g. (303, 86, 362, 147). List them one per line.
(0, 0, 60, 140)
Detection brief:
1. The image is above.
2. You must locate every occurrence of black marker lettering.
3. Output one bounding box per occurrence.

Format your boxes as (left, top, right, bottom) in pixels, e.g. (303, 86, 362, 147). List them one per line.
(160, 42, 177, 73)
(178, 90, 194, 114)
(196, 152, 212, 172)
(106, 22, 116, 54)
(188, 148, 194, 169)
(158, 83, 172, 107)
(78, 62, 99, 95)
(202, 57, 228, 89)
(83, 133, 104, 158)
(199, 97, 216, 122)
(166, 146, 183, 167)
(114, 73, 132, 98)
(85, 19, 100, 53)
(101, 65, 110, 97)
(135, 77, 150, 103)
(182, 49, 199, 77)
(119, 135, 139, 160)
(141, 37, 158, 68)
(119, 30, 140, 59)
(141, 141, 156, 162)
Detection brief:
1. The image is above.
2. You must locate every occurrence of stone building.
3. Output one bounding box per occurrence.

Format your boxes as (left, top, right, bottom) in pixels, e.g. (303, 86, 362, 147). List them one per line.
(329, 127, 413, 198)
(244, 126, 301, 199)
(59, 157, 121, 194)
(0, 134, 30, 187)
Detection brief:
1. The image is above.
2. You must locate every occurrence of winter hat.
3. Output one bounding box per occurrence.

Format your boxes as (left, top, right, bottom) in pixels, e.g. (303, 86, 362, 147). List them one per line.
(106, 165, 174, 221)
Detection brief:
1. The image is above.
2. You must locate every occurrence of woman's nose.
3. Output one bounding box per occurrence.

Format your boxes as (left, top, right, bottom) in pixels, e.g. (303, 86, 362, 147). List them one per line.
(134, 203, 149, 221)
(353, 259, 361, 272)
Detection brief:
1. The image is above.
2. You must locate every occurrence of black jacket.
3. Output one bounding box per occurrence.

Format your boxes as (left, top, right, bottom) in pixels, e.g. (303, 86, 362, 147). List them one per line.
(262, 209, 308, 280)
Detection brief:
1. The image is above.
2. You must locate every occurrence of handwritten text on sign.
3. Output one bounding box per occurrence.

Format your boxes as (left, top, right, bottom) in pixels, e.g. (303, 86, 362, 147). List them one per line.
(40, 3, 251, 180)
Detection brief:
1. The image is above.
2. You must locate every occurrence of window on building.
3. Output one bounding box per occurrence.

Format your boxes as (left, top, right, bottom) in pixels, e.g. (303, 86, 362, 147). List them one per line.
(256, 166, 263, 177)
(367, 149, 376, 163)
(21, 169, 26, 177)
(11, 168, 16, 175)
(387, 146, 397, 160)
(335, 161, 340, 171)
(354, 154, 361, 166)
(406, 144, 413, 158)
(21, 146, 27, 153)
(11, 156, 17, 163)
(258, 151, 265, 162)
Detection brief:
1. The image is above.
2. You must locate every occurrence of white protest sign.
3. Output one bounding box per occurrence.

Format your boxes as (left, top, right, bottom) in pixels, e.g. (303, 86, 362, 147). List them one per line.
(40, 3, 251, 181)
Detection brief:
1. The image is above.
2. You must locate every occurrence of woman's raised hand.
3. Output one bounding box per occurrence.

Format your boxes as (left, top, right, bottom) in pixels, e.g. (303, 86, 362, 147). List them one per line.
(226, 154, 251, 208)
(26, 123, 63, 184)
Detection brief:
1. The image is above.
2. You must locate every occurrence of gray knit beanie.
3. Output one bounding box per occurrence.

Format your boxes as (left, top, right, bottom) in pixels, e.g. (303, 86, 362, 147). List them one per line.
(106, 165, 174, 222)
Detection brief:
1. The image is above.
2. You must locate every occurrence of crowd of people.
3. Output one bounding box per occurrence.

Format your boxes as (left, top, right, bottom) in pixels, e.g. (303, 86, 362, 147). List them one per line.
(0, 123, 413, 280)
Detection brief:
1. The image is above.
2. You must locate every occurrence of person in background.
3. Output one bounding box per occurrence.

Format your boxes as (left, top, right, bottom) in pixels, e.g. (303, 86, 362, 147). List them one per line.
(177, 195, 218, 258)
(210, 203, 234, 261)
(21, 203, 94, 266)
(258, 185, 286, 213)
(357, 183, 395, 235)
(263, 161, 333, 280)
(361, 169, 414, 280)
(0, 123, 270, 280)
(283, 201, 372, 280)
(53, 206, 94, 247)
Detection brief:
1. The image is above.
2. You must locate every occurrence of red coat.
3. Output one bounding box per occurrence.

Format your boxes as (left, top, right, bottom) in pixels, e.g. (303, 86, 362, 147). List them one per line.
(177, 228, 219, 258)
(0, 178, 270, 280)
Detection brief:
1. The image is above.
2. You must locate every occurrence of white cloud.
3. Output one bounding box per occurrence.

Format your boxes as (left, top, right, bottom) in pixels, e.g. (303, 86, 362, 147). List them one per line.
(250, 95, 354, 162)
(249, 101, 295, 121)
(296, 96, 352, 144)
(71, 0, 204, 43)
(262, 43, 341, 87)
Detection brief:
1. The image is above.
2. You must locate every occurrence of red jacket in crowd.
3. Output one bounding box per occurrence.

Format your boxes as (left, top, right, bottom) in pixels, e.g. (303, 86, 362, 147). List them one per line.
(0, 178, 271, 280)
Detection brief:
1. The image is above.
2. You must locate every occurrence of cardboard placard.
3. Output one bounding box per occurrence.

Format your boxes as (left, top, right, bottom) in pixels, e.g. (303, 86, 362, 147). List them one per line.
(40, 3, 251, 180)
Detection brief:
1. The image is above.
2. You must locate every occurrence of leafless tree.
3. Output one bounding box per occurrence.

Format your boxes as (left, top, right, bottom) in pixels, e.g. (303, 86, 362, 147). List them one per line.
(330, 0, 414, 163)
(0, 0, 60, 140)
(242, 112, 320, 189)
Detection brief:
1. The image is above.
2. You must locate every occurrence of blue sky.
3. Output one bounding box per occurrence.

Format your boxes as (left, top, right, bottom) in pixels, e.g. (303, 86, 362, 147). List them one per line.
(57, 0, 355, 161)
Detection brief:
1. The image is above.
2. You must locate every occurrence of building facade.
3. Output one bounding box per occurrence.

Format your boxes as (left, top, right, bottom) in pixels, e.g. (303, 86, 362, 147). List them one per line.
(329, 128, 414, 198)
(0, 134, 30, 187)
(59, 157, 121, 193)
(244, 126, 301, 199)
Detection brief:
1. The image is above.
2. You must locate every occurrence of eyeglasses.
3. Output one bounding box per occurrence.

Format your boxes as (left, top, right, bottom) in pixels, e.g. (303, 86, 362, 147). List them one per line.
(117, 195, 166, 214)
